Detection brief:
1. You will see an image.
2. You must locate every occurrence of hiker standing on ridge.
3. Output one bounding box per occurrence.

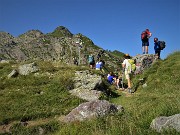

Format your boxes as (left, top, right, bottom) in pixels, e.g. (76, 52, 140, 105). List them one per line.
(122, 54, 132, 93)
(154, 37, 161, 59)
(141, 29, 152, 54)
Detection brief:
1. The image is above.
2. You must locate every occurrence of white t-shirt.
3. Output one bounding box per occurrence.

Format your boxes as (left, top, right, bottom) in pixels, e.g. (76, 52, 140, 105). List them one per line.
(122, 59, 131, 72)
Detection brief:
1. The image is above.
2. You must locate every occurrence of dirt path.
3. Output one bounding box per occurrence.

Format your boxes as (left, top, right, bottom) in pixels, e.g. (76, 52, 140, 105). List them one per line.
(0, 118, 55, 134)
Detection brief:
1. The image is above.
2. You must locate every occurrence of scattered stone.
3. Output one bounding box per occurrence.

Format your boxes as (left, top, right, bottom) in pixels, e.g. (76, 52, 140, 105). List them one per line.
(18, 62, 39, 75)
(142, 83, 147, 88)
(8, 69, 18, 78)
(0, 60, 9, 63)
(38, 127, 45, 135)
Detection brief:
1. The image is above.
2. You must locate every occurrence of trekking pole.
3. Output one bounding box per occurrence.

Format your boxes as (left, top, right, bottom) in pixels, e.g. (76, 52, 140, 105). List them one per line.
(121, 68, 125, 89)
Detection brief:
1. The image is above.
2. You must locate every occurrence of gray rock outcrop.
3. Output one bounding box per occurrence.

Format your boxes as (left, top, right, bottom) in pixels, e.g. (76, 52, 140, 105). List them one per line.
(61, 100, 124, 123)
(150, 114, 180, 132)
(133, 54, 156, 74)
(69, 70, 103, 101)
(0, 32, 15, 46)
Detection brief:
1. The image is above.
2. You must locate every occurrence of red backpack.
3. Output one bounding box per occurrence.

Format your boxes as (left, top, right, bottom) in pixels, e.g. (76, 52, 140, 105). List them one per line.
(141, 31, 147, 40)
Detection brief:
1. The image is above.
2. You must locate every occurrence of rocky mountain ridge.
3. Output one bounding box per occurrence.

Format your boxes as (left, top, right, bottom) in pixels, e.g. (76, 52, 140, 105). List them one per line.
(0, 26, 124, 71)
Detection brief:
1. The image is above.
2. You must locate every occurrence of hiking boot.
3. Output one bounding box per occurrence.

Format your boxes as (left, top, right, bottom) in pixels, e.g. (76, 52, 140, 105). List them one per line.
(128, 88, 132, 94)
(116, 85, 120, 89)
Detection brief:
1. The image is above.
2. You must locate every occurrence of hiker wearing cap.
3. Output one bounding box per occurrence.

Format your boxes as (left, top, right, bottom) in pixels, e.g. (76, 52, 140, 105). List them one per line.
(154, 37, 161, 59)
(141, 29, 152, 54)
(122, 54, 132, 93)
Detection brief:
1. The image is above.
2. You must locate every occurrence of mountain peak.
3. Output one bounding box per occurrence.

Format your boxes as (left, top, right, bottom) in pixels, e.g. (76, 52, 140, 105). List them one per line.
(51, 26, 73, 37)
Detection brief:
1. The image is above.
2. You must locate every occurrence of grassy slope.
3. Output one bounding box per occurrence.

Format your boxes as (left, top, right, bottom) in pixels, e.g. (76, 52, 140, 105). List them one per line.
(0, 52, 179, 135)
(110, 51, 180, 134)
(0, 62, 86, 125)
(55, 51, 180, 135)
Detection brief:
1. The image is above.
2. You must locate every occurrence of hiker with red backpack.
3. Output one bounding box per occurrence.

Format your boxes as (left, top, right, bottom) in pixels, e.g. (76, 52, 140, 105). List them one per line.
(141, 29, 152, 54)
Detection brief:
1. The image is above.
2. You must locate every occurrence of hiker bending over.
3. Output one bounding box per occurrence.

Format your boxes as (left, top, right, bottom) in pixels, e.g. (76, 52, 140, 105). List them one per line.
(95, 60, 103, 70)
(122, 54, 132, 93)
(154, 37, 161, 59)
(141, 28, 152, 54)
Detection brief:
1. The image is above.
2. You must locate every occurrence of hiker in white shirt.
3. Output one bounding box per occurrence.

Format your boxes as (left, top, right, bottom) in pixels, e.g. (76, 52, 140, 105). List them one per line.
(122, 54, 132, 93)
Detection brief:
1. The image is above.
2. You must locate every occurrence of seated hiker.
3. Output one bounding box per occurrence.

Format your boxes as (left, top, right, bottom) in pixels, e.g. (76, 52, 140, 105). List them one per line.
(115, 70, 123, 89)
(107, 72, 116, 85)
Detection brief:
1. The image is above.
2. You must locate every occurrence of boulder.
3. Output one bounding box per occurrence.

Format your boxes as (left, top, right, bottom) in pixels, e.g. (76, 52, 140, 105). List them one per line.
(133, 54, 156, 74)
(69, 70, 103, 101)
(18, 62, 39, 75)
(150, 114, 180, 132)
(61, 100, 124, 123)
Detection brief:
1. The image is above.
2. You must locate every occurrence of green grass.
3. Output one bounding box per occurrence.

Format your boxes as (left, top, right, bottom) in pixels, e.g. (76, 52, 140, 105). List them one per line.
(0, 61, 85, 126)
(0, 52, 179, 135)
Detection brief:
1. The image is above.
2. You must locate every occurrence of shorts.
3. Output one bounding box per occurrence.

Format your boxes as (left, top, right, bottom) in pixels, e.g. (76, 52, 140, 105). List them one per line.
(125, 70, 131, 79)
(89, 61, 95, 65)
(142, 41, 149, 46)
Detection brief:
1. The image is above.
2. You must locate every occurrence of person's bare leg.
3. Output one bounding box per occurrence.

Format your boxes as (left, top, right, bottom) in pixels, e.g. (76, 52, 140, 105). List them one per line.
(145, 46, 148, 54)
(116, 78, 119, 88)
(142, 46, 145, 54)
(127, 78, 131, 88)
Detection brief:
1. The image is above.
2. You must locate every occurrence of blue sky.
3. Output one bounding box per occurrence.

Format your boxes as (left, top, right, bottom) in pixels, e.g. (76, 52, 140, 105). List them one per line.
(0, 0, 179, 59)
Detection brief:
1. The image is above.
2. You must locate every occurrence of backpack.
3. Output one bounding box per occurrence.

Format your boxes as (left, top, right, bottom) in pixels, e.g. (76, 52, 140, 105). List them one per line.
(159, 41, 166, 50)
(127, 59, 136, 74)
(141, 31, 147, 40)
(88, 55, 94, 63)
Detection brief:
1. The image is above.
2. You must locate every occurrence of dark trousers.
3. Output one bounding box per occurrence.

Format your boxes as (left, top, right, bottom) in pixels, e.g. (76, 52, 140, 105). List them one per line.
(155, 50, 161, 59)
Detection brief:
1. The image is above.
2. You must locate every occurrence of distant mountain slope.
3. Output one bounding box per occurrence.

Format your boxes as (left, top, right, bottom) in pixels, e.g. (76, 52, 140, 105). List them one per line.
(0, 26, 124, 71)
